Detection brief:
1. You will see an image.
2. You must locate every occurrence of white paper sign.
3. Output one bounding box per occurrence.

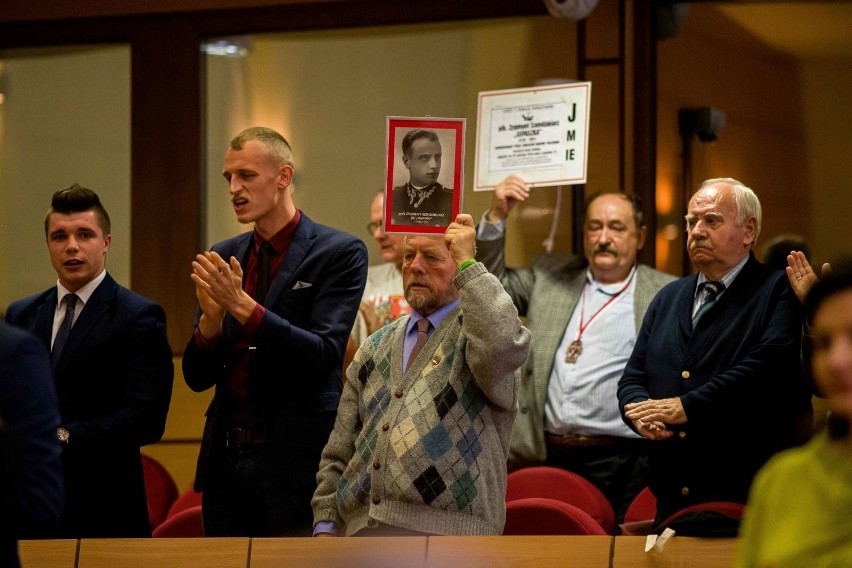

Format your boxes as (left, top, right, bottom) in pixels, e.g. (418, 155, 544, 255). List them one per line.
(475, 82, 591, 191)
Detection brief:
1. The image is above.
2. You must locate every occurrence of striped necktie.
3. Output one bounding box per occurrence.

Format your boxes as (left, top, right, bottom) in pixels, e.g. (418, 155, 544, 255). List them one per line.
(692, 281, 724, 326)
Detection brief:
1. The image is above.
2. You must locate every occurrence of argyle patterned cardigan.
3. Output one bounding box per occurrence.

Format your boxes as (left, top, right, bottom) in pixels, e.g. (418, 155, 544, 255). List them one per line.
(312, 262, 531, 535)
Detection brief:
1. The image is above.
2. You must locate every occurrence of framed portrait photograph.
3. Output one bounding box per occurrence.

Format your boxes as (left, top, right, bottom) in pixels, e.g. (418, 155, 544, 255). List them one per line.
(384, 116, 465, 234)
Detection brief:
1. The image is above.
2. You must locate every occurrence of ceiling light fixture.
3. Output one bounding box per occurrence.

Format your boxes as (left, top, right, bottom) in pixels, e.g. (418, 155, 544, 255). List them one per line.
(201, 36, 253, 58)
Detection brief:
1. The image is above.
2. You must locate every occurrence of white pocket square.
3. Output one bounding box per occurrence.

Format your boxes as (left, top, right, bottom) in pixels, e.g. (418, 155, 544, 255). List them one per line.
(293, 281, 313, 289)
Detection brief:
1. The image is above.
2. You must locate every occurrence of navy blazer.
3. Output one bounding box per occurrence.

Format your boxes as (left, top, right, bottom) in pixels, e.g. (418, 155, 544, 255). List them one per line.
(183, 212, 367, 491)
(617, 253, 812, 522)
(0, 322, 63, 568)
(6, 273, 174, 537)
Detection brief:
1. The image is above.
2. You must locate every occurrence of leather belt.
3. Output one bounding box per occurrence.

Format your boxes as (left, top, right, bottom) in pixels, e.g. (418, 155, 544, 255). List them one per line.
(225, 427, 267, 448)
(546, 433, 623, 448)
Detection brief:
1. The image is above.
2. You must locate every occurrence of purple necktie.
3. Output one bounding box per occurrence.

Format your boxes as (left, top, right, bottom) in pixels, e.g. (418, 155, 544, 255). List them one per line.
(405, 318, 431, 372)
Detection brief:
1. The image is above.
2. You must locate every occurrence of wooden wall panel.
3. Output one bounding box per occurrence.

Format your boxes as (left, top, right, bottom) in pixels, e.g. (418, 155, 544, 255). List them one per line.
(130, 19, 204, 352)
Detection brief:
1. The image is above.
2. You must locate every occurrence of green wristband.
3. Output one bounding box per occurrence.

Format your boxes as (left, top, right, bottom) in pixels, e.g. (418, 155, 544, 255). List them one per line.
(458, 259, 477, 272)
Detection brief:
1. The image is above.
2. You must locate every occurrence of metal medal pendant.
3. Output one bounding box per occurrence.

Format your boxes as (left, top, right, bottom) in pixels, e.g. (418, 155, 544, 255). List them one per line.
(565, 339, 583, 363)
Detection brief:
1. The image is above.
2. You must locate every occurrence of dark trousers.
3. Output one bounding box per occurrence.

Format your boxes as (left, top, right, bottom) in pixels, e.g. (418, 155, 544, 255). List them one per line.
(546, 438, 649, 530)
(201, 422, 335, 537)
(200, 409, 336, 537)
(202, 442, 316, 537)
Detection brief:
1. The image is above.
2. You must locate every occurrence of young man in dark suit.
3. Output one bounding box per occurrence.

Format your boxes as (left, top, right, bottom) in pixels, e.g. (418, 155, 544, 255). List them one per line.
(183, 126, 367, 536)
(5, 184, 174, 537)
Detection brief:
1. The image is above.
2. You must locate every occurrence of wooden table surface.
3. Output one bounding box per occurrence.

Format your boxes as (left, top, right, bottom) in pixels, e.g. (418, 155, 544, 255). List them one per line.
(18, 539, 78, 568)
(250, 536, 428, 568)
(20, 534, 741, 568)
(426, 535, 613, 568)
(74, 537, 250, 568)
(612, 535, 739, 568)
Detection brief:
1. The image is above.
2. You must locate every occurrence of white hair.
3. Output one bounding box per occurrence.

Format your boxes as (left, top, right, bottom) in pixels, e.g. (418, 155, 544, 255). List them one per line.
(699, 177, 762, 244)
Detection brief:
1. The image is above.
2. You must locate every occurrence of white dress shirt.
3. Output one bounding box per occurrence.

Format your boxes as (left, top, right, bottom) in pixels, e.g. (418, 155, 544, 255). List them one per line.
(52, 269, 107, 347)
(545, 269, 641, 438)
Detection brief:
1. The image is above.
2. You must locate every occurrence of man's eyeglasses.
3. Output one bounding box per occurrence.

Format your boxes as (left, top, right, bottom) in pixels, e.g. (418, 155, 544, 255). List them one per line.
(366, 221, 382, 235)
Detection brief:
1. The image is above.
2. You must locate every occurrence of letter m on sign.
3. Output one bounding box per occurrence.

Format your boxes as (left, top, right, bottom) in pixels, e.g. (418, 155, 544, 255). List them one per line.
(566, 130, 576, 142)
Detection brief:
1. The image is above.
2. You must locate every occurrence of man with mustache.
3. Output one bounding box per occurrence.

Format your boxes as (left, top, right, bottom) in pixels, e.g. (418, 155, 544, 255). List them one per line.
(312, 214, 530, 536)
(183, 126, 367, 536)
(475, 175, 675, 527)
(618, 178, 813, 529)
(391, 129, 455, 227)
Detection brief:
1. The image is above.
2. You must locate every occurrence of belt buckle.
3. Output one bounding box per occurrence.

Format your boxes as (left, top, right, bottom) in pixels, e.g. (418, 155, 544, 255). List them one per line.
(226, 427, 248, 448)
(563, 434, 588, 447)
(225, 426, 267, 448)
(548, 432, 612, 447)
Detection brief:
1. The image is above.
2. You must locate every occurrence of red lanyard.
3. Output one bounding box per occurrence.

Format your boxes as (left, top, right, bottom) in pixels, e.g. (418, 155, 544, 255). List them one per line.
(575, 269, 636, 341)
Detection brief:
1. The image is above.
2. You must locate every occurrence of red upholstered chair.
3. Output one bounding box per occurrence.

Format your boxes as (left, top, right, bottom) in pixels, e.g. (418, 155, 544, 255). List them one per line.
(506, 466, 616, 534)
(141, 454, 178, 530)
(624, 486, 657, 524)
(621, 486, 657, 536)
(151, 505, 204, 538)
(503, 498, 608, 535)
(166, 484, 203, 519)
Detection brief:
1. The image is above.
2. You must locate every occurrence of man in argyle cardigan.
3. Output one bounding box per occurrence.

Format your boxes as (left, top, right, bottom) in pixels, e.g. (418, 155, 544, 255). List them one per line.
(312, 214, 531, 536)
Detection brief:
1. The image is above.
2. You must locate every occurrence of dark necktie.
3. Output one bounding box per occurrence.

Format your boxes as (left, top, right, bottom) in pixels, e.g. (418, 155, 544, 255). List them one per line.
(692, 281, 724, 326)
(256, 241, 274, 305)
(52, 293, 79, 366)
(405, 318, 431, 373)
